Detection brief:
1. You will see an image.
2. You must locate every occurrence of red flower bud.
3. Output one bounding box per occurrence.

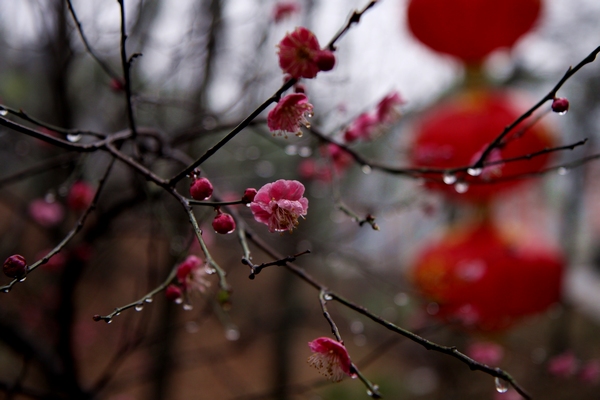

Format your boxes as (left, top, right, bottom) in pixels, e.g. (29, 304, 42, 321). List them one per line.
(190, 177, 213, 201)
(551, 97, 569, 114)
(67, 181, 95, 211)
(3, 254, 27, 279)
(165, 284, 183, 302)
(314, 50, 336, 72)
(212, 212, 236, 234)
(242, 188, 257, 203)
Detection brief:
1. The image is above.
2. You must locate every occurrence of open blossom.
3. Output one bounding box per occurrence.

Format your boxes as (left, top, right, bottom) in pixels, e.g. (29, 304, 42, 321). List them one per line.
(29, 199, 65, 227)
(307, 337, 355, 382)
(277, 27, 335, 79)
(343, 91, 405, 143)
(176, 255, 210, 293)
(267, 93, 313, 137)
(375, 91, 405, 124)
(343, 112, 378, 143)
(272, 2, 300, 23)
(250, 179, 308, 232)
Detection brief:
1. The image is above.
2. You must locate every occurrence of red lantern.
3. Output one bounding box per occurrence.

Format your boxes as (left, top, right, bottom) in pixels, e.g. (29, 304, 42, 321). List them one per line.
(410, 89, 556, 202)
(411, 220, 563, 331)
(406, 0, 542, 64)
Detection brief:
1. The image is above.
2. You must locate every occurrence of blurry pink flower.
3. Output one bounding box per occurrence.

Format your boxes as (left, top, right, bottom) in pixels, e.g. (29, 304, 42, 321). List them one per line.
(165, 284, 183, 303)
(343, 112, 378, 143)
(67, 181, 95, 211)
(176, 255, 210, 293)
(307, 337, 354, 382)
(272, 2, 300, 23)
(547, 351, 578, 378)
(298, 159, 332, 182)
(37, 249, 66, 272)
(277, 27, 334, 79)
(29, 199, 64, 227)
(267, 93, 313, 137)
(250, 179, 308, 232)
(466, 341, 504, 365)
(376, 91, 405, 124)
(579, 359, 600, 384)
(324, 143, 354, 173)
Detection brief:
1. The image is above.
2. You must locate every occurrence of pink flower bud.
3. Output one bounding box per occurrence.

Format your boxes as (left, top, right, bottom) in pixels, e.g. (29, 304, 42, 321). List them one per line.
(165, 284, 183, 302)
(67, 181, 95, 211)
(307, 337, 355, 382)
(242, 188, 257, 203)
(314, 50, 336, 72)
(3, 254, 27, 279)
(190, 177, 213, 200)
(212, 212, 236, 234)
(551, 97, 569, 114)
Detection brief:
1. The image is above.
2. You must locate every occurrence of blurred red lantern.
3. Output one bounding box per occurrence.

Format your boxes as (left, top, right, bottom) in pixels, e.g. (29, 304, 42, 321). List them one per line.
(406, 0, 542, 63)
(410, 89, 556, 202)
(410, 220, 563, 331)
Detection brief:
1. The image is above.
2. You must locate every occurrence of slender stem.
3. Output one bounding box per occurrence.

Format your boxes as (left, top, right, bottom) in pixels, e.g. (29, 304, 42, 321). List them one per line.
(116, 0, 138, 138)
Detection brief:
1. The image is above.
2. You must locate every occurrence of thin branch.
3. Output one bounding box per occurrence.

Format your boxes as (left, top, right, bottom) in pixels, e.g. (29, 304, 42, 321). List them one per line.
(116, 0, 138, 138)
(242, 250, 310, 279)
(0, 153, 79, 189)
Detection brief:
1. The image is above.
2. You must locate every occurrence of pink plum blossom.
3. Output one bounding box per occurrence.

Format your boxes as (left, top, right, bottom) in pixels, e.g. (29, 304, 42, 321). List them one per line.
(307, 337, 355, 382)
(29, 199, 65, 227)
(267, 93, 313, 137)
(466, 341, 504, 365)
(250, 179, 308, 232)
(547, 351, 578, 378)
(375, 91, 405, 124)
(277, 27, 335, 79)
(272, 2, 300, 23)
(176, 255, 211, 294)
(343, 112, 378, 143)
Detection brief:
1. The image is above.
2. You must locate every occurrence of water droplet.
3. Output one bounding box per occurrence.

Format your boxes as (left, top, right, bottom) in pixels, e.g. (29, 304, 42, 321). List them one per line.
(18, 277, 26, 282)
(225, 327, 240, 341)
(361, 165, 372, 174)
(323, 293, 333, 301)
(0, 108, 7, 116)
(175, 298, 183, 305)
(366, 390, 373, 397)
(2, 288, 11, 293)
(44, 192, 56, 203)
(114, 312, 121, 316)
(557, 167, 569, 176)
(183, 303, 193, 311)
(454, 181, 469, 194)
(298, 146, 312, 157)
(467, 167, 482, 177)
(557, 110, 568, 116)
(285, 145, 298, 155)
(144, 297, 153, 303)
(442, 173, 457, 185)
(494, 377, 508, 393)
(204, 267, 216, 275)
(107, 319, 113, 324)
(66, 133, 82, 143)
(307, 111, 314, 118)
(134, 303, 144, 312)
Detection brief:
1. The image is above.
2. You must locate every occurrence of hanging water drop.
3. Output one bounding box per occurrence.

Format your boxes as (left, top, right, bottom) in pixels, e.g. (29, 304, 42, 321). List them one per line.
(183, 303, 193, 311)
(366, 390, 373, 397)
(557, 167, 569, 176)
(454, 181, 469, 194)
(323, 293, 333, 301)
(442, 173, 457, 185)
(134, 303, 144, 312)
(106, 319, 113, 324)
(361, 165, 372, 174)
(557, 110, 568, 116)
(175, 298, 183, 305)
(0, 108, 7, 116)
(66, 133, 82, 143)
(467, 167, 482, 177)
(204, 267, 216, 275)
(2, 288, 10, 293)
(144, 297, 153, 303)
(18, 277, 26, 282)
(494, 377, 508, 393)
(225, 327, 240, 341)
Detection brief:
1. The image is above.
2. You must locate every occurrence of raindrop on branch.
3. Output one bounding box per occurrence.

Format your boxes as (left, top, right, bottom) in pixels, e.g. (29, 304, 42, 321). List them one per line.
(442, 173, 457, 185)
(454, 181, 469, 193)
(361, 165, 372, 174)
(494, 377, 508, 393)
(134, 303, 144, 312)
(467, 167, 482, 177)
(66, 133, 82, 143)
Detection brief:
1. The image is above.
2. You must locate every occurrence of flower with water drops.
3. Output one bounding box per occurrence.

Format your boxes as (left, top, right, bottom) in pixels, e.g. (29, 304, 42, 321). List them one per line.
(176, 255, 211, 295)
(551, 97, 569, 115)
(307, 337, 355, 382)
(277, 27, 335, 79)
(250, 179, 308, 233)
(267, 93, 314, 137)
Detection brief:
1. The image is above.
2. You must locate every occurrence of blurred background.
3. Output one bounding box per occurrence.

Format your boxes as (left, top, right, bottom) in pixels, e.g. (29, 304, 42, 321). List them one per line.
(1, 0, 600, 399)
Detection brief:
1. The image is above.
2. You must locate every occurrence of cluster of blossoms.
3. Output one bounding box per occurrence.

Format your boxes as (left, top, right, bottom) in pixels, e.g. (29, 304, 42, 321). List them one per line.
(165, 255, 211, 306)
(307, 337, 355, 382)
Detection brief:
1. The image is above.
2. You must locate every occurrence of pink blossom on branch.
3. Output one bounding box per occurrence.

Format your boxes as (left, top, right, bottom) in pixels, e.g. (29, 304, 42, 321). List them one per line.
(267, 93, 313, 137)
(375, 90, 405, 124)
(176, 255, 211, 294)
(272, 2, 300, 23)
(343, 112, 378, 143)
(250, 179, 308, 233)
(29, 199, 65, 227)
(307, 337, 355, 382)
(277, 27, 335, 79)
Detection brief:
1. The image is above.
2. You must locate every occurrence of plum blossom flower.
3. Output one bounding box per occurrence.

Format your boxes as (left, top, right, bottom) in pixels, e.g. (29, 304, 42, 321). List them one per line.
(547, 351, 578, 378)
(176, 255, 211, 294)
(250, 179, 308, 232)
(307, 337, 355, 382)
(343, 112, 378, 143)
(272, 2, 300, 23)
(277, 27, 335, 79)
(267, 93, 313, 137)
(29, 199, 65, 227)
(67, 181, 95, 211)
(375, 91, 405, 124)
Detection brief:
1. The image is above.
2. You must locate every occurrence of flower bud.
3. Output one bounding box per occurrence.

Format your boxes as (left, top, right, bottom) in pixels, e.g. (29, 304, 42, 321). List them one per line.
(3, 254, 27, 279)
(67, 181, 95, 211)
(190, 177, 213, 200)
(314, 50, 336, 72)
(241, 188, 257, 203)
(551, 97, 569, 114)
(212, 212, 236, 234)
(165, 284, 183, 302)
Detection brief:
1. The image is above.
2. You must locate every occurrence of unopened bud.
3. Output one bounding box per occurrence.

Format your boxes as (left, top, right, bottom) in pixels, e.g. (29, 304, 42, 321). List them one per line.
(190, 177, 213, 201)
(242, 188, 257, 203)
(165, 284, 183, 302)
(212, 212, 236, 234)
(551, 97, 569, 114)
(314, 50, 336, 72)
(3, 254, 27, 279)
